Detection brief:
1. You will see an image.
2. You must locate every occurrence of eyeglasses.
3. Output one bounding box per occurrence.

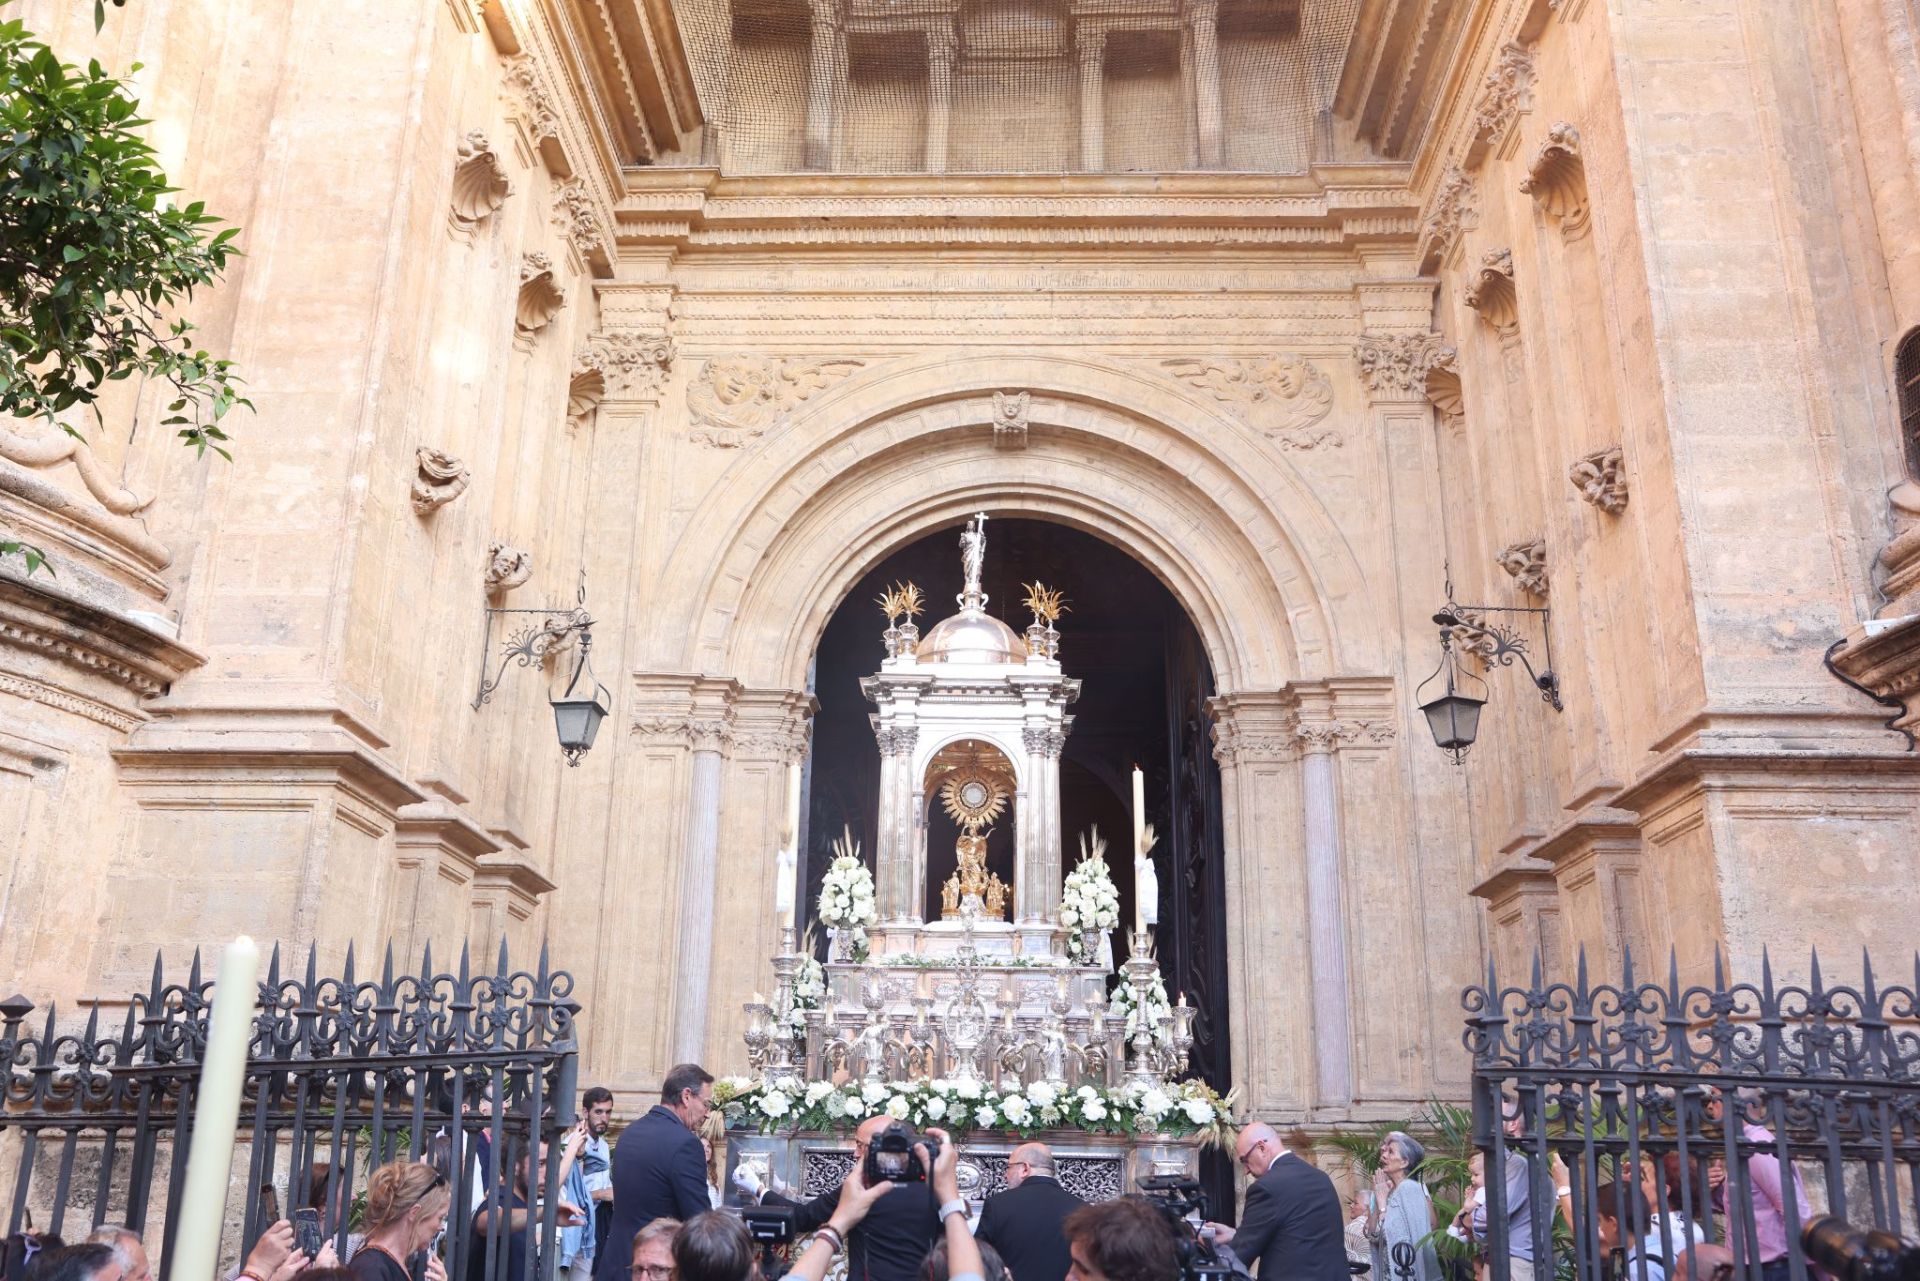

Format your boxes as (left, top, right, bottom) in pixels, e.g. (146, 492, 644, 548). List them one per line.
(1237, 1140, 1269, 1170)
(631, 1265, 673, 1280)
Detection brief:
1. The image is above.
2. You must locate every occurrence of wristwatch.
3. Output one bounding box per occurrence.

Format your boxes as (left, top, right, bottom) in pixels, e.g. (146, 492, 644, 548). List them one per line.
(938, 1198, 968, 1223)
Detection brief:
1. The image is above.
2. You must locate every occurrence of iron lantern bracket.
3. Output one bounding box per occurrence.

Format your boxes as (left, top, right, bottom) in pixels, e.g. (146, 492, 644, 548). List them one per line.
(471, 604, 595, 710)
(1431, 598, 1564, 712)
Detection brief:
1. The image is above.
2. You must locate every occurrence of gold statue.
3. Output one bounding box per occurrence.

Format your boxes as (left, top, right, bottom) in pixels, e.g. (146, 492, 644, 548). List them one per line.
(940, 877, 960, 917)
(941, 829, 1010, 921)
(983, 875, 1007, 918)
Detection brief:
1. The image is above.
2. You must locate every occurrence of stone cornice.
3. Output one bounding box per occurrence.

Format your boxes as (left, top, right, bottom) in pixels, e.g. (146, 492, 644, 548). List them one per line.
(112, 705, 424, 813)
(0, 574, 203, 701)
(615, 166, 1420, 254)
(1469, 855, 1558, 906)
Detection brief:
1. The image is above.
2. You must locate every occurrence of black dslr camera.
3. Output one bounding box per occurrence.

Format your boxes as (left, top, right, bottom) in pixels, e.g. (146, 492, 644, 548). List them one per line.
(743, 1206, 797, 1281)
(863, 1121, 941, 1183)
(1803, 1216, 1920, 1281)
(1138, 1176, 1239, 1281)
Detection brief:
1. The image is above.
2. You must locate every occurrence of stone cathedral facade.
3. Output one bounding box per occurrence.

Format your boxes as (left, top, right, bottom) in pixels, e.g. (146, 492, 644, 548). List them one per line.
(4, 0, 1920, 1125)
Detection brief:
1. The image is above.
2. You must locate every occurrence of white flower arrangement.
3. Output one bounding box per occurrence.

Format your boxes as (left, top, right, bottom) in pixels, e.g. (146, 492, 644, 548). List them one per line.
(1108, 964, 1175, 1050)
(1059, 830, 1121, 963)
(712, 1075, 1235, 1147)
(816, 827, 878, 962)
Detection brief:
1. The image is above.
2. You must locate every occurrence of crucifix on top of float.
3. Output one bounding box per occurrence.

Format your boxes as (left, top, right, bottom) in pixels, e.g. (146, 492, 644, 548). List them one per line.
(863, 512, 1081, 960)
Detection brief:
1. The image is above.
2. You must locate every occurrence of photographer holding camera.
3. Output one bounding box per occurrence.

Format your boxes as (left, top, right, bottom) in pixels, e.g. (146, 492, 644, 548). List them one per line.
(782, 1126, 984, 1281)
(758, 1117, 944, 1281)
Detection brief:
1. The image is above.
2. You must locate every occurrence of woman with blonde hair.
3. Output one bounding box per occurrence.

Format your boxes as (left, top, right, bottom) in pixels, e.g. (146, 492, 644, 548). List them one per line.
(698, 1114, 726, 1209)
(347, 1161, 451, 1281)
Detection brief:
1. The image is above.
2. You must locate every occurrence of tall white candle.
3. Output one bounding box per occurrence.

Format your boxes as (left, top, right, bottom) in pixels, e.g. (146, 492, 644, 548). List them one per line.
(1131, 765, 1146, 935)
(775, 846, 796, 926)
(170, 935, 260, 1281)
(776, 761, 803, 927)
(783, 761, 803, 849)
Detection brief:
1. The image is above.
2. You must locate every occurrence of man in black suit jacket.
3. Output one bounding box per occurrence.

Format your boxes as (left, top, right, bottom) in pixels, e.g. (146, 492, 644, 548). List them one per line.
(975, 1141, 1084, 1281)
(594, 1064, 717, 1281)
(760, 1115, 941, 1281)
(1208, 1123, 1349, 1281)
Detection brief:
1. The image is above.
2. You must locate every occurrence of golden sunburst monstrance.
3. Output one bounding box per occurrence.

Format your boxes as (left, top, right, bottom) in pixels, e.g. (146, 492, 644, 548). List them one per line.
(939, 764, 1009, 834)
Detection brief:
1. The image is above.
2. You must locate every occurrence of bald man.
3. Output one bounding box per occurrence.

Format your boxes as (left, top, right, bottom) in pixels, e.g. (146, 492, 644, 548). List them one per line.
(760, 1115, 942, 1281)
(1205, 1124, 1347, 1281)
(976, 1141, 1085, 1281)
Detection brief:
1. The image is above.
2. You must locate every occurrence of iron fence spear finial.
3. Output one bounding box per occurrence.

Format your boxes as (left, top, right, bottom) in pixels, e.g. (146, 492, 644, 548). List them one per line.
(343, 940, 356, 988)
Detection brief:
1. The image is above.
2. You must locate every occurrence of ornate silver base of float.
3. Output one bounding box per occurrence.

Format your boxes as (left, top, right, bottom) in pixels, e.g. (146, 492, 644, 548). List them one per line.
(726, 1129, 1201, 1212)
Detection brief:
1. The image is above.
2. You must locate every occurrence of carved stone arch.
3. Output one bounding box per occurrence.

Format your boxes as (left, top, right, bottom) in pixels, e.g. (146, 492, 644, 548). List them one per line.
(646, 354, 1381, 692)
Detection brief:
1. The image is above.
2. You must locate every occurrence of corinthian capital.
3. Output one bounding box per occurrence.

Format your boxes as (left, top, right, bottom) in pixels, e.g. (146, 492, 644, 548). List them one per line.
(1353, 332, 1455, 402)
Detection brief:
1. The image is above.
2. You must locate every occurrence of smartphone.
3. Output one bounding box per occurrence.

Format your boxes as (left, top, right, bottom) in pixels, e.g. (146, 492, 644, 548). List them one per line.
(293, 1208, 323, 1258)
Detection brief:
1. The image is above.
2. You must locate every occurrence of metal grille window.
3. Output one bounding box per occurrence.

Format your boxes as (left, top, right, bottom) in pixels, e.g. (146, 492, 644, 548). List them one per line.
(1899, 327, 1920, 478)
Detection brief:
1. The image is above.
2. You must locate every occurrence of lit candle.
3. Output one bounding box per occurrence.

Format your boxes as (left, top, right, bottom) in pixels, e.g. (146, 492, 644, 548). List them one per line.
(169, 936, 260, 1281)
(784, 761, 803, 849)
(1131, 765, 1146, 935)
(775, 846, 796, 927)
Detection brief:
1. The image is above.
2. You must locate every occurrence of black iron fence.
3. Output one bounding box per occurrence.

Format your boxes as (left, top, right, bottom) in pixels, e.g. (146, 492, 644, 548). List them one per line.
(0, 942, 579, 1281)
(1464, 951, 1920, 1281)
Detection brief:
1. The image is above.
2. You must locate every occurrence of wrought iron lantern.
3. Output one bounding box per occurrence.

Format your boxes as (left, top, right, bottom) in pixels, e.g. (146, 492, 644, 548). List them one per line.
(550, 627, 611, 766)
(1417, 570, 1562, 762)
(1416, 632, 1488, 762)
(472, 579, 611, 766)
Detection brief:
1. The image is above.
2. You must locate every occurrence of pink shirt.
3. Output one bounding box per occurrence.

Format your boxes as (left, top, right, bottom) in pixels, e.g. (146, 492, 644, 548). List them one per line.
(1717, 1123, 1804, 1263)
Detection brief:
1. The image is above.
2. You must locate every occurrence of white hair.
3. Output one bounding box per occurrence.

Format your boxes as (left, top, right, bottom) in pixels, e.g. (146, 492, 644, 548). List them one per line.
(86, 1226, 142, 1272)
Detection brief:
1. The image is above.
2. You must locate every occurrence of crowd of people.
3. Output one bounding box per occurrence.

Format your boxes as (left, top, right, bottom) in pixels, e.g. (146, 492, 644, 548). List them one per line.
(0, 1069, 1800, 1281)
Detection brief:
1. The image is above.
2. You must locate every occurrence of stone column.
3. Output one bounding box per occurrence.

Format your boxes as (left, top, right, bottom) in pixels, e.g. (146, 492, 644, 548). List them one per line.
(1294, 718, 1353, 1109)
(804, 0, 843, 170)
(671, 706, 733, 1063)
(1077, 28, 1105, 171)
(1206, 691, 1310, 1115)
(1186, 0, 1222, 167)
(925, 24, 957, 171)
(1017, 725, 1066, 931)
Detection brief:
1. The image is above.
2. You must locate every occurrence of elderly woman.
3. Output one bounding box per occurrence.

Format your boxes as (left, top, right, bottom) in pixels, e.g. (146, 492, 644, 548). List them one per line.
(1368, 1131, 1441, 1281)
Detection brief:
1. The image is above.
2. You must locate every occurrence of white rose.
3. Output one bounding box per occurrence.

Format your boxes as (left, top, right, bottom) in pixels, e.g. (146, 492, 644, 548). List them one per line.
(806, 1081, 834, 1104)
(1181, 1099, 1214, 1125)
(1061, 908, 1080, 927)
(862, 1082, 888, 1105)
(975, 1103, 999, 1127)
(924, 1097, 948, 1120)
(759, 1092, 792, 1118)
(886, 1094, 912, 1120)
(1077, 1085, 1099, 1100)
(1002, 1096, 1032, 1126)
(1140, 1088, 1173, 1118)
(1083, 1099, 1108, 1122)
(1027, 1081, 1058, 1108)
(957, 1079, 982, 1100)
(930, 1078, 951, 1094)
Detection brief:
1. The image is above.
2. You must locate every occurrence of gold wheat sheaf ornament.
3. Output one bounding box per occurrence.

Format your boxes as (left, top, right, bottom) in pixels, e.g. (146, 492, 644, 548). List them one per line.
(877, 580, 926, 625)
(1021, 580, 1067, 624)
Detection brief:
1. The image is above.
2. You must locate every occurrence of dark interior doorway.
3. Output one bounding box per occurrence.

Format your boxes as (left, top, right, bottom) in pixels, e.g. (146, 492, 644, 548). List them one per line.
(802, 516, 1238, 1217)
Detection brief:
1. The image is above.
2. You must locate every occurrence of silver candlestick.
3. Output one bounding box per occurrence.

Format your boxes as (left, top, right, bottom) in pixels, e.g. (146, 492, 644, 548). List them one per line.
(767, 926, 804, 1088)
(1121, 928, 1161, 1089)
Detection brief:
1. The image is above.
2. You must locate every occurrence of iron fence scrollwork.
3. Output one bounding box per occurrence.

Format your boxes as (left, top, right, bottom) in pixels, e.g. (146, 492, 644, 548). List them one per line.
(1465, 949, 1920, 1281)
(0, 941, 580, 1281)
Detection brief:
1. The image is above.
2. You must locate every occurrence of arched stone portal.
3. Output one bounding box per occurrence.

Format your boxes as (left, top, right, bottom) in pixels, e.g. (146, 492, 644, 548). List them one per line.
(634, 362, 1417, 1126)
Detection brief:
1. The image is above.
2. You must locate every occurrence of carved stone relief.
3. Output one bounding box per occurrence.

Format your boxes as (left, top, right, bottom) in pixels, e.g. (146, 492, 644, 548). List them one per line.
(515, 253, 566, 340)
(992, 390, 1030, 449)
(502, 55, 569, 174)
(1520, 122, 1589, 239)
(1462, 248, 1519, 338)
(1497, 537, 1549, 598)
(0, 424, 152, 516)
(1443, 607, 1502, 670)
(1425, 344, 1465, 430)
(485, 543, 533, 597)
(450, 132, 511, 230)
(1418, 165, 1479, 272)
(1352, 332, 1453, 401)
(685, 356, 864, 447)
(552, 179, 609, 265)
(411, 447, 470, 515)
(1569, 444, 1628, 514)
(1160, 355, 1338, 448)
(568, 350, 607, 430)
(1470, 42, 1535, 160)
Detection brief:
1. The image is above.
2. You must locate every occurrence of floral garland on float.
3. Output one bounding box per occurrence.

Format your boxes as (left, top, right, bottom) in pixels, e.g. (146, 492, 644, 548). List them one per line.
(714, 1075, 1236, 1149)
(816, 827, 877, 963)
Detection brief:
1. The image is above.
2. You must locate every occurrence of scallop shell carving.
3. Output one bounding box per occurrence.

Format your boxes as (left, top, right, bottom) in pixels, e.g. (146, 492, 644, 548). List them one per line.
(568, 356, 607, 429)
(451, 132, 511, 227)
(515, 252, 566, 338)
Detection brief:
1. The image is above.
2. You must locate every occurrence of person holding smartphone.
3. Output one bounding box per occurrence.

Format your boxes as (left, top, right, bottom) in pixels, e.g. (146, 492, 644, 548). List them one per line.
(348, 1162, 451, 1281)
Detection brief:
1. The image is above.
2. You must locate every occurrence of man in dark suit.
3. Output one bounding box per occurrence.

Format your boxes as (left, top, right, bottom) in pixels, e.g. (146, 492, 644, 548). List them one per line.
(975, 1141, 1084, 1281)
(760, 1115, 941, 1281)
(595, 1064, 716, 1281)
(1207, 1123, 1348, 1281)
